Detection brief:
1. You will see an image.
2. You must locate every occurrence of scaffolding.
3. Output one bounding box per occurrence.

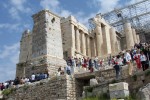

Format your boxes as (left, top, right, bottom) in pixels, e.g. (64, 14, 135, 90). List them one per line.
(89, 0, 150, 36)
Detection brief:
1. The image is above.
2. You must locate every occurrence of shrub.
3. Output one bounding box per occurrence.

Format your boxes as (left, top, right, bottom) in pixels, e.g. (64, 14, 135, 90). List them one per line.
(2, 88, 16, 96)
(99, 93, 109, 100)
(85, 87, 93, 92)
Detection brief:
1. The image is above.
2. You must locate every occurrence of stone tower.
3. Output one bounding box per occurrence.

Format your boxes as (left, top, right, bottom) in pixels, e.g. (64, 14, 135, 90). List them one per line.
(16, 10, 66, 77)
(31, 10, 66, 75)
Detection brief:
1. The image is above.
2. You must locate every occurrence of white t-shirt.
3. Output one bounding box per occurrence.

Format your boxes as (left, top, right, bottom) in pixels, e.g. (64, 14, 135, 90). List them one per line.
(25, 78, 29, 83)
(140, 55, 147, 61)
(31, 74, 35, 80)
(125, 52, 131, 62)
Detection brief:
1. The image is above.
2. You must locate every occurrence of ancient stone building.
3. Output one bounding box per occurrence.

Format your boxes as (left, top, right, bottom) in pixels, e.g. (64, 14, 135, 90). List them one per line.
(16, 10, 66, 78)
(16, 9, 140, 78)
(61, 14, 140, 59)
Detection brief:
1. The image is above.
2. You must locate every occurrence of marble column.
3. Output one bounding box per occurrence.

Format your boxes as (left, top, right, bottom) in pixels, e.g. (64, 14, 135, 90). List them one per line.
(124, 22, 134, 49)
(103, 26, 111, 55)
(95, 24, 103, 57)
(91, 38, 96, 57)
(132, 28, 137, 44)
(81, 31, 86, 55)
(110, 27, 117, 54)
(136, 34, 140, 43)
(86, 35, 91, 57)
(71, 24, 75, 56)
(75, 28, 81, 52)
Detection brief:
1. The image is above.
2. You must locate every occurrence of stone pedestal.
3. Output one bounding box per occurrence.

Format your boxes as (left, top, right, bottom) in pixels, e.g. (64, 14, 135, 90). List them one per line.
(124, 23, 135, 49)
(109, 82, 129, 99)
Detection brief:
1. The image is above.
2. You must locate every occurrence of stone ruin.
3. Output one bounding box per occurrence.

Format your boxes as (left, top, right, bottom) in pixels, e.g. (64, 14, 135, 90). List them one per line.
(4, 9, 146, 100)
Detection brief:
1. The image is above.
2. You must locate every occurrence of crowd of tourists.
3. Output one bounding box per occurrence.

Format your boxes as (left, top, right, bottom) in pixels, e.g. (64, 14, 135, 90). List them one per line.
(65, 42, 150, 79)
(0, 73, 49, 91)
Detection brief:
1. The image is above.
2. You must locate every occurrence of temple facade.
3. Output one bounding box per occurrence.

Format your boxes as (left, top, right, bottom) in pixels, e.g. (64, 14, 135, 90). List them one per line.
(61, 14, 140, 59)
(16, 10, 140, 77)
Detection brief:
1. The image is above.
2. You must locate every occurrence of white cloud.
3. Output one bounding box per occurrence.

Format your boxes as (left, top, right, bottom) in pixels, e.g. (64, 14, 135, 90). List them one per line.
(0, 42, 19, 60)
(93, 0, 120, 13)
(40, 0, 95, 26)
(40, 0, 60, 12)
(40, 0, 71, 17)
(9, 7, 21, 20)
(0, 23, 20, 32)
(0, 42, 20, 82)
(8, 0, 31, 20)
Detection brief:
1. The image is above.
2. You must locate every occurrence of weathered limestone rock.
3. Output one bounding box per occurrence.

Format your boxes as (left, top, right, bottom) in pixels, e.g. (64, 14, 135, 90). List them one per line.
(90, 78, 98, 86)
(137, 83, 150, 100)
(109, 82, 129, 99)
(19, 30, 32, 63)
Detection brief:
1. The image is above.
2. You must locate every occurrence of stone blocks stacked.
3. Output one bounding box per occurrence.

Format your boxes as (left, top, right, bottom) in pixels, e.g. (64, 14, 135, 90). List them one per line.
(109, 82, 129, 99)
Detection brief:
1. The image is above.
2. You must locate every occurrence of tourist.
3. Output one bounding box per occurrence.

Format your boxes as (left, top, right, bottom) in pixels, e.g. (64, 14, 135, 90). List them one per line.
(67, 57, 72, 66)
(140, 51, 147, 71)
(94, 56, 98, 70)
(20, 77, 25, 84)
(83, 57, 87, 70)
(114, 62, 120, 80)
(0, 83, 5, 91)
(89, 59, 93, 72)
(76, 58, 80, 67)
(133, 51, 141, 70)
(44, 73, 48, 79)
(13, 77, 19, 88)
(72, 57, 76, 67)
(125, 50, 133, 75)
(31, 73, 36, 82)
(66, 64, 71, 75)
(4, 81, 9, 89)
(107, 54, 112, 66)
(57, 67, 61, 76)
(35, 73, 40, 81)
(24, 77, 30, 84)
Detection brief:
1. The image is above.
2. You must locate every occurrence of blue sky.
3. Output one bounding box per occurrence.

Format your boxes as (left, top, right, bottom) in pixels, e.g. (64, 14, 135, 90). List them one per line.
(0, 0, 141, 82)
